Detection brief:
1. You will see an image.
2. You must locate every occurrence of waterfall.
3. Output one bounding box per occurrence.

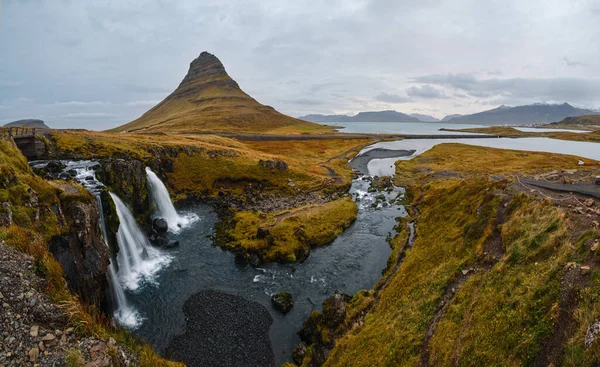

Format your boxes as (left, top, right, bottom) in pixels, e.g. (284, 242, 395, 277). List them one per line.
(109, 192, 171, 291)
(95, 195, 142, 329)
(145, 167, 198, 232)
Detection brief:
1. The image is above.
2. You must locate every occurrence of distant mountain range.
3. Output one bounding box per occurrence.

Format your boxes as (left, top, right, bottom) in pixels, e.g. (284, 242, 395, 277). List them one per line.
(300, 103, 600, 125)
(409, 113, 439, 122)
(4, 119, 49, 129)
(299, 110, 420, 123)
(444, 103, 600, 125)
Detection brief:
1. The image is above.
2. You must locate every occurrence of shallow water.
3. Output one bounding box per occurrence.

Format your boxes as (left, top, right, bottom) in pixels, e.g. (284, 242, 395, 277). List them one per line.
(334, 121, 487, 135)
(364, 137, 600, 176)
(130, 178, 405, 365)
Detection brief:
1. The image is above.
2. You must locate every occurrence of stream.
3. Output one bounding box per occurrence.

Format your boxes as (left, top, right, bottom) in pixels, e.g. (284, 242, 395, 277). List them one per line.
(32, 159, 406, 365)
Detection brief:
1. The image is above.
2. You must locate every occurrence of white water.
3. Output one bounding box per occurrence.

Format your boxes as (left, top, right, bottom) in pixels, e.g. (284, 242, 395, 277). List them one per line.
(95, 195, 142, 329)
(109, 192, 171, 292)
(145, 167, 198, 233)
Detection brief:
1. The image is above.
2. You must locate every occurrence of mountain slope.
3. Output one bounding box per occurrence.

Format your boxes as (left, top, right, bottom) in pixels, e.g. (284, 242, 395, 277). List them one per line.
(551, 115, 600, 127)
(299, 110, 420, 123)
(409, 113, 439, 122)
(445, 103, 599, 125)
(441, 114, 463, 121)
(114, 52, 323, 134)
(5, 119, 49, 128)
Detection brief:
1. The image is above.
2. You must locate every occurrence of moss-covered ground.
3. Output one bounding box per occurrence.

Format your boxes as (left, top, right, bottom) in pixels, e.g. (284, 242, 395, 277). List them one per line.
(322, 143, 600, 366)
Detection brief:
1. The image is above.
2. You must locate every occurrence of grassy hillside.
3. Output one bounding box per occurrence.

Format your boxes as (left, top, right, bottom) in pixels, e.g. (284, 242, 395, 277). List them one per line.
(318, 144, 600, 367)
(112, 52, 329, 134)
(550, 115, 600, 130)
(444, 126, 600, 142)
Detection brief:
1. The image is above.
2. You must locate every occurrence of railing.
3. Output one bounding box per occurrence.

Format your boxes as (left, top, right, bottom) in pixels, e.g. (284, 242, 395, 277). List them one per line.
(0, 126, 39, 138)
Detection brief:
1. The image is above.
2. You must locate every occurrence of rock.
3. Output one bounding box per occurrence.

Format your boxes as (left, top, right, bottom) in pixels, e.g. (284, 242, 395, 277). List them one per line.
(586, 320, 600, 347)
(256, 227, 269, 239)
(581, 266, 591, 275)
(584, 198, 595, 207)
(164, 240, 180, 248)
(29, 325, 39, 337)
(48, 197, 110, 307)
(322, 292, 349, 328)
(292, 342, 307, 365)
(28, 347, 39, 362)
(153, 218, 169, 234)
(258, 159, 288, 171)
(41, 333, 56, 342)
(271, 292, 294, 313)
(592, 240, 599, 252)
(0, 202, 12, 227)
(595, 176, 600, 185)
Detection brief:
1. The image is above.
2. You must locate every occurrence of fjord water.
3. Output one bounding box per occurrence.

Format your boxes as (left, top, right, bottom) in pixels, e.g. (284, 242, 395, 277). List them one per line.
(364, 137, 600, 176)
(130, 178, 405, 365)
(334, 121, 488, 134)
(145, 167, 198, 232)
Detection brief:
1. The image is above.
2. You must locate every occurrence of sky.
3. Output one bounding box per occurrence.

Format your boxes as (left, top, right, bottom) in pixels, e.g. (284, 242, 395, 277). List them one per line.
(1, 0, 599, 130)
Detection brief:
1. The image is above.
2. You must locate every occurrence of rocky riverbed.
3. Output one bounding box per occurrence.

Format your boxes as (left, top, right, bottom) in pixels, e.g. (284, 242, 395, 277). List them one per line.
(166, 290, 275, 367)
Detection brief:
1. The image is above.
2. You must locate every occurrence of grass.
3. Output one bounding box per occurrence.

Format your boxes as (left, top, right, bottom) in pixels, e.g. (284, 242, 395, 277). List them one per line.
(50, 130, 370, 200)
(394, 143, 598, 186)
(0, 137, 180, 367)
(445, 126, 600, 142)
(323, 143, 599, 366)
(222, 197, 357, 262)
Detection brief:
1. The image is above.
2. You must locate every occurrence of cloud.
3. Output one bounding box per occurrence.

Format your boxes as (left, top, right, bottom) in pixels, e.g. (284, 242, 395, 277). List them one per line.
(406, 85, 448, 99)
(411, 73, 600, 105)
(563, 57, 586, 67)
(125, 100, 161, 107)
(50, 101, 107, 107)
(0, 80, 21, 88)
(374, 92, 411, 103)
(62, 112, 116, 119)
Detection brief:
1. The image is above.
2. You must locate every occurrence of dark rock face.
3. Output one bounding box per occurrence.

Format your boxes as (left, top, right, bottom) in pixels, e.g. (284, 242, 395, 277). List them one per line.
(271, 292, 294, 313)
(49, 198, 110, 306)
(33, 160, 66, 179)
(166, 290, 275, 367)
(152, 218, 168, 234)
(259, 159, 288, 171)
(97, 158, 149, 216)
(292, 342, 308, 365)
(296, 291, 352, 367)
(178, 51, 239, 89)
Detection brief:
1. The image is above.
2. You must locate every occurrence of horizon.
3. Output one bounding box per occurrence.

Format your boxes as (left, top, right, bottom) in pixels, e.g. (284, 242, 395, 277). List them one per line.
(1, 1, 599, 129)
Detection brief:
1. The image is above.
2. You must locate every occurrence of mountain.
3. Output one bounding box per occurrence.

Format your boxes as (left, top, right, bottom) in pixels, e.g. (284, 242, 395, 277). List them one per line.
(5, 119, 49, 129)
(444, 103, 600, 125)
(441, 114, 463, 121)
(409, 113, 439, 122)
(551, 115, 600, 127)
(299, 110, 420, 123)
(114, 52, 322, 133)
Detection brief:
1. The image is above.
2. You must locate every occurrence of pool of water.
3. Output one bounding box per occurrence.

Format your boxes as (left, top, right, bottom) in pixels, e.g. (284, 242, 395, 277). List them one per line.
(129, 178, 405, 365)
(363, 137, 600, 176)
(333, 121, 487, 135)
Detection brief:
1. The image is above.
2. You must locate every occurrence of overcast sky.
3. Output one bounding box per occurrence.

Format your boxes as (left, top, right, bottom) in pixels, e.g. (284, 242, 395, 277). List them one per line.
(1, 0, 599, 129)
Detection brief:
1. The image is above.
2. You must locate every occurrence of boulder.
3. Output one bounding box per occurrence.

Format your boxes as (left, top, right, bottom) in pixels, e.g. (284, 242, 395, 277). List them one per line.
(165, 240, 180, 248)
(322, 291, 350, 328)
(153, 217, 169, 234)
(258, 159, 288, 171)
(271, 292, 294, 313)
(595, 176, 600, 185)
(256, 227, 269, 239)
(0, 202, 12, 227)
(292, 342, 308, 365)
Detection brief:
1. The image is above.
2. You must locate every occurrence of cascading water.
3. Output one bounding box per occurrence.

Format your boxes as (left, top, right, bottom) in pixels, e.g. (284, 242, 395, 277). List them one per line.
(145, 167, 198, 232)
(109, 192, 171, 291)
(95, 195, 141, 328)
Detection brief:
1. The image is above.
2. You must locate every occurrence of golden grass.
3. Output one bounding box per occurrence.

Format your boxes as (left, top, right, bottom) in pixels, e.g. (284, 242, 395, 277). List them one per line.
(325, 143, 599, 366)
(449, 126, 600, 142)
(223, 197, 357, 262)
(394, 143, 598, 186)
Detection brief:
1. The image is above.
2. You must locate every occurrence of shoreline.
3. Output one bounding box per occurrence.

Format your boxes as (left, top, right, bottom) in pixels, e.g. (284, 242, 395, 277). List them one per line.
(349, 148, 416, 175)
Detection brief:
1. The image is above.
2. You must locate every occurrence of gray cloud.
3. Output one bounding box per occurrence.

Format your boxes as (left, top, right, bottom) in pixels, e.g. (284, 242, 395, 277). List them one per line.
(406, 85, 448, 99)
(1, 0, 599, 128)
(375, 92, 411, 103)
